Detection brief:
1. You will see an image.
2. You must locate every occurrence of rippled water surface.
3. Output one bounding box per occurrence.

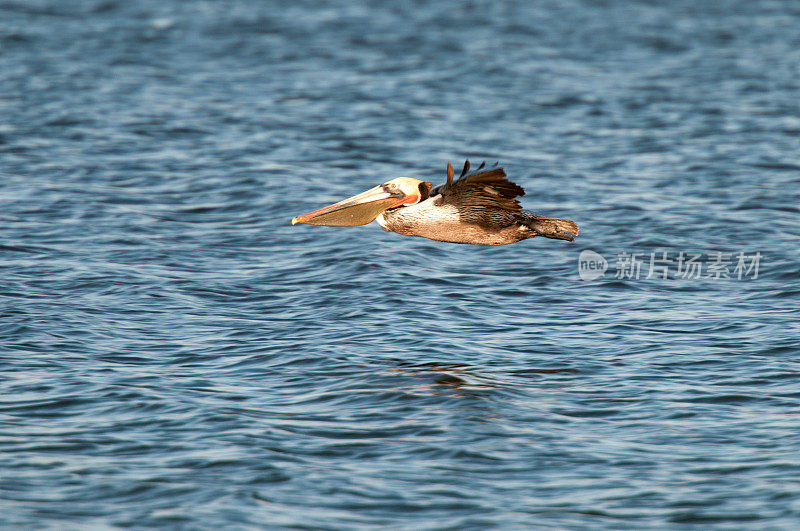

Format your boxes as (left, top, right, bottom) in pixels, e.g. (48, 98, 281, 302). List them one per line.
(2, 0, 800, 528)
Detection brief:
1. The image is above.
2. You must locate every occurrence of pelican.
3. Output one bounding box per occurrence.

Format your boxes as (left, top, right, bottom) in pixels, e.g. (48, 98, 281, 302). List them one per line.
(291, 161, 578, 245)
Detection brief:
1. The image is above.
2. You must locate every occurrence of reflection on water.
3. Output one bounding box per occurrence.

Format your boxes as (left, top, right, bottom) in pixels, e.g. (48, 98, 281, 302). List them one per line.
(393, 362, 582, 396)
(393, 363, 498, 395)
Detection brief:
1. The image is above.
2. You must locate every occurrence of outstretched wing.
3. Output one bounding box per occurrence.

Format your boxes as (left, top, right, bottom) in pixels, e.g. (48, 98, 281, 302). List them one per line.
(432, 161, 525, 224)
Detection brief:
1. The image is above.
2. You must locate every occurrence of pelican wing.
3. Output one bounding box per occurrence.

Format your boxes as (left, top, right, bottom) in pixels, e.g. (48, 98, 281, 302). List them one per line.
(434, 161, 525, 221)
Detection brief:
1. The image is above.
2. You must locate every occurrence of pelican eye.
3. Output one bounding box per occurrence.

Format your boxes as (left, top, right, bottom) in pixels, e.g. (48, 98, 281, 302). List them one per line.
(383, 182, 404, 197)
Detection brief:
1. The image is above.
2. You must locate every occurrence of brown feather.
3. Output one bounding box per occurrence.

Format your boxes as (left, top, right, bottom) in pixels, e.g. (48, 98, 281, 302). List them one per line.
(459, 160, 470, 178)
(441, 162, 525, 214)
(446, 162, 454, 189)
(430, 162, 528, 230)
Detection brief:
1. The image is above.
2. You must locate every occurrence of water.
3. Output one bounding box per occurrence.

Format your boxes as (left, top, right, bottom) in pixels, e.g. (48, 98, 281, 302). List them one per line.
(2, 0, 800, 528)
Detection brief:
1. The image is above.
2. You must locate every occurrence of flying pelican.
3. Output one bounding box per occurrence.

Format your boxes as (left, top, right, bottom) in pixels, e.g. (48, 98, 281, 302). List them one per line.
(291, 161, 578, 245)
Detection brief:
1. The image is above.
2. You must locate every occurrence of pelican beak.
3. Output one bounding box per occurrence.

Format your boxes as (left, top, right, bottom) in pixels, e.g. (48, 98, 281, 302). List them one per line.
(292, 185, 409, 226)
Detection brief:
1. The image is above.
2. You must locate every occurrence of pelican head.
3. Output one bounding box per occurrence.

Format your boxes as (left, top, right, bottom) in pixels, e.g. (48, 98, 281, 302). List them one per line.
(292, 177, 432, 226)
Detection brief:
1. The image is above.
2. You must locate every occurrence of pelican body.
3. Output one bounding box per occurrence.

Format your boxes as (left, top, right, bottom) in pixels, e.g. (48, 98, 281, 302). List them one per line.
(292, 161, 578, 246)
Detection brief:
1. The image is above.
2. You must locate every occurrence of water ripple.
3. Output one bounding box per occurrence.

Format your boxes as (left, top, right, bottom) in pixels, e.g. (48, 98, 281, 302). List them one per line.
(2, 0, 800, 528)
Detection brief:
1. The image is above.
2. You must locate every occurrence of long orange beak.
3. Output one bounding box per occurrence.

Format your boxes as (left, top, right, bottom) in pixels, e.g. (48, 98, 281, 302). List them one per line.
(292, 185, 411, 227)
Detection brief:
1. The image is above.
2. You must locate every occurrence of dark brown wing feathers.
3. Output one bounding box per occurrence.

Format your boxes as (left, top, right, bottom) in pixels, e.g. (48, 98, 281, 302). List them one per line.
(440, 160, 525, 214)
(459, 160, 470, 177)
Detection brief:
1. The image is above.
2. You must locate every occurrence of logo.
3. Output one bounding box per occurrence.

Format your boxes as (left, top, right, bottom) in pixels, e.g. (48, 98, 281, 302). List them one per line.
(578, 250, 607, 281)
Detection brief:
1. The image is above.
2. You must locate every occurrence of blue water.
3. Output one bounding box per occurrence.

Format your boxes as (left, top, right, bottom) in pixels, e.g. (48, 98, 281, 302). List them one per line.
(2, 0, 800, 528)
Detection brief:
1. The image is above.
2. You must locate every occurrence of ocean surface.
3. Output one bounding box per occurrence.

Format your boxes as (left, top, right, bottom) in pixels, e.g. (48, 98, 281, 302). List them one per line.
(2, 0, 800, 528)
